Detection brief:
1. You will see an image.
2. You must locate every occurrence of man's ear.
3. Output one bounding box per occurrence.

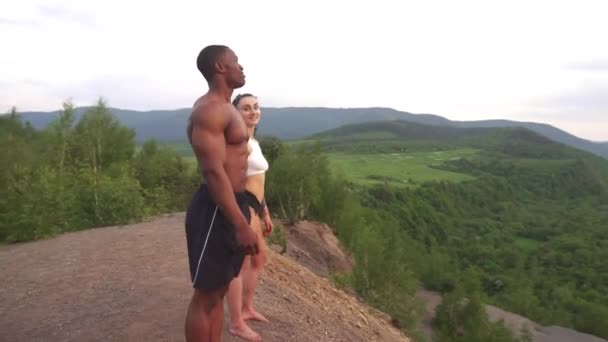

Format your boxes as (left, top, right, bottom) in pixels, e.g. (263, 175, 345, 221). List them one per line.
(215, 61, 226, 75)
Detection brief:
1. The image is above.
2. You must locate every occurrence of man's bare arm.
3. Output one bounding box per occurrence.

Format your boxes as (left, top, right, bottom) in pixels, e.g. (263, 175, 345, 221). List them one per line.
(190, 103, 249, 232)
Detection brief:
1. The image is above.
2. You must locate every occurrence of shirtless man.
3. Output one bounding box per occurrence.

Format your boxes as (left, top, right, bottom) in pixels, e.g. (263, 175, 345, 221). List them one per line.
(184, 45, 259, 342)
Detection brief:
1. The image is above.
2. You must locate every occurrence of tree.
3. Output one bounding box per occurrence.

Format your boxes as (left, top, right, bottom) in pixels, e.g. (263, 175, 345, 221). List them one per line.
(134, 139, 198, 213)
(265, 142, 328, 222)
(72, 98, 135, 172)
(45, 100, 76, 176)
(258, 135, 285, 167)
(71, 98, 136, 223)
(434, 290, 522, 342)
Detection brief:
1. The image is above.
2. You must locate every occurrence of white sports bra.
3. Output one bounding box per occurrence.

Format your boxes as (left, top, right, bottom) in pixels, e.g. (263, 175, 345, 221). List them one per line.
(247, 138, 269, 176)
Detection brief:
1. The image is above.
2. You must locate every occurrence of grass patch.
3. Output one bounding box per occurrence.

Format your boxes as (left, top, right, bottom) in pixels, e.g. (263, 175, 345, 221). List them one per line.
(161, 141, 478, 187)
(513, 237, 542, 251)
(327, 149, 479, 187)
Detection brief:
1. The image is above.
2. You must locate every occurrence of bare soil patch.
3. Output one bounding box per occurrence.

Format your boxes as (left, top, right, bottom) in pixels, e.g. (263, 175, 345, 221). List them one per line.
(0, 213, 409, 342)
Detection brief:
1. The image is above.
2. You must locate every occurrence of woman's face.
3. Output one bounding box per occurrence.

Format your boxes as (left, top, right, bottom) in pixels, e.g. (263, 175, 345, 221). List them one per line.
(237, 96, 261, 128)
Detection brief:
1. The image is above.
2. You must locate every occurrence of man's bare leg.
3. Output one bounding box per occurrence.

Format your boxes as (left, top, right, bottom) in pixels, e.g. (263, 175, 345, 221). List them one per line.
(185, 286, 227, 342)
(210, 286, 228, 342)
(227, 257, 262, 341)
(242, 216, 269, 323)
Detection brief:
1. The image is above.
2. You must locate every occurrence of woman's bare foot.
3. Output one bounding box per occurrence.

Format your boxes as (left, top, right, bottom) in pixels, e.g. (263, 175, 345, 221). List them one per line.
(242, 308, 269, 323)
(228, 322, 262, 342)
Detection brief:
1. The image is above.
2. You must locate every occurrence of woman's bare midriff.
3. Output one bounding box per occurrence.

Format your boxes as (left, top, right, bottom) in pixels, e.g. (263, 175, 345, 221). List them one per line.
(245, 173, 266, 202)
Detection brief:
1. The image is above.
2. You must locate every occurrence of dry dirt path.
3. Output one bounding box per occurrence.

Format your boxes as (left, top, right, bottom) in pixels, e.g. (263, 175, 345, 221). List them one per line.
(0, 213, 409, 342)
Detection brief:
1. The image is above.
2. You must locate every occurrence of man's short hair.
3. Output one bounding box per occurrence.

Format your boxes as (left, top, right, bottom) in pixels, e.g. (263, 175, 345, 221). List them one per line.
(196, 45, 229, 81)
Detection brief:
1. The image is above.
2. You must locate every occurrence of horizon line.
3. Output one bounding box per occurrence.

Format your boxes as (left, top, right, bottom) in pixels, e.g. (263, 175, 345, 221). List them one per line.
(3, 105, 607, 143)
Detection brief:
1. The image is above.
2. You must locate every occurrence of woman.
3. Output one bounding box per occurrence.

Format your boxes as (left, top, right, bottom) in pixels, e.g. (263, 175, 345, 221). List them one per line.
(226, 93, 273, 342)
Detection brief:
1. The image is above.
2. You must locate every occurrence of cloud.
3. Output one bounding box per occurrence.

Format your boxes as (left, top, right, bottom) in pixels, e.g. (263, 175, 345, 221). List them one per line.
(0, 2, 98, 30)
(37, 4, 72, 17)
(514, 84, 608, 140)
(549, 119, 608, 142)
(2, 0, 608, 141)
(540, 85, 608, 118)
(35, 4, 98, 28)
(0, 79, 58, 113)
(0, 17, 40, 27)
(565, 60, 608, 72)
(45, 75, 197, 111)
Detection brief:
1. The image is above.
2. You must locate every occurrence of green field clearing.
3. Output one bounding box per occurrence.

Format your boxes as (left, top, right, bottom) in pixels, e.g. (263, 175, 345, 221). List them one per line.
(513, 237, 542, 251)
(167, 141, 478, 187)
(327, 149, 479, 186)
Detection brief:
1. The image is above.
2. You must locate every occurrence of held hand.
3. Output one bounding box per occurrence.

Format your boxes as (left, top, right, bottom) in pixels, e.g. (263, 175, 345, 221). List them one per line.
(263, 212, 273, 237)
(235, 221, 259, 255)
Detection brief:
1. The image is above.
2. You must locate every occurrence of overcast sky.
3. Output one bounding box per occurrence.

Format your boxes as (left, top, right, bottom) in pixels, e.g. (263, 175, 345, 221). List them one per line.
(1, 0, 607, 141)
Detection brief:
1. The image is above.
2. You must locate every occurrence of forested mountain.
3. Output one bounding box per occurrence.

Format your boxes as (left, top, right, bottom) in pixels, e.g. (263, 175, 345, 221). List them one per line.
(14, 106, 608, 158)
(5, 102, 608, 341)
(0, 101, 198, 243)
(292, 120, 608, 340)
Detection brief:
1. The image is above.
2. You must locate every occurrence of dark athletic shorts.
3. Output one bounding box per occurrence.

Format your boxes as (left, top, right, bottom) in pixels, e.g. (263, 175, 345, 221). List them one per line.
(185, 184, 252, 291)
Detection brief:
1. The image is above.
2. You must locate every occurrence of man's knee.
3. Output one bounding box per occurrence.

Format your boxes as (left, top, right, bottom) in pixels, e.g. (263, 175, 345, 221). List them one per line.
(192, 286, 229, 313)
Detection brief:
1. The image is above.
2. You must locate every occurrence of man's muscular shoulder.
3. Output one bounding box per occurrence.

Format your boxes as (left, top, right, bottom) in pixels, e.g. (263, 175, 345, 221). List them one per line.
(191, 98, 234, 131)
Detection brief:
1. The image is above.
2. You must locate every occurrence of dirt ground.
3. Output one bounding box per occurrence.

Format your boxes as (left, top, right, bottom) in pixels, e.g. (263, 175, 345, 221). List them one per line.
(0, 213, 409, 342)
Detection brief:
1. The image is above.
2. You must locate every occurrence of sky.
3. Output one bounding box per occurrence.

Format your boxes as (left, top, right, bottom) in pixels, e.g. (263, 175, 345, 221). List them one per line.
(1, 0, 607, 141)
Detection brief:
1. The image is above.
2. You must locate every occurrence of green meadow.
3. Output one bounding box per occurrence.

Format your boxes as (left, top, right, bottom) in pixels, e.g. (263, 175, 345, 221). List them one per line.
(166, 139, 479, 187)
(327, 148, 479, 186)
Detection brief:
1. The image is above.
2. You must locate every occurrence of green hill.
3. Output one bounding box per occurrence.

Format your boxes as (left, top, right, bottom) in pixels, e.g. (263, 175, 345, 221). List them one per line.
(5, 102, 608, 341)
(309, 120, 586, 160)
(293, 120, 608, 340)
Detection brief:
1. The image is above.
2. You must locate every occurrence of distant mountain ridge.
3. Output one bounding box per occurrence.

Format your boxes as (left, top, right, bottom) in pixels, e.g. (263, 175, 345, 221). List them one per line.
(309, 120, 591, 160)
(14, 106, 608, 159)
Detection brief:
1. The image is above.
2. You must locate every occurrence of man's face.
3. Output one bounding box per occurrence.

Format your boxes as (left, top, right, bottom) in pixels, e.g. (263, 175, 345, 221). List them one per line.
(221, 48, 245, 89)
